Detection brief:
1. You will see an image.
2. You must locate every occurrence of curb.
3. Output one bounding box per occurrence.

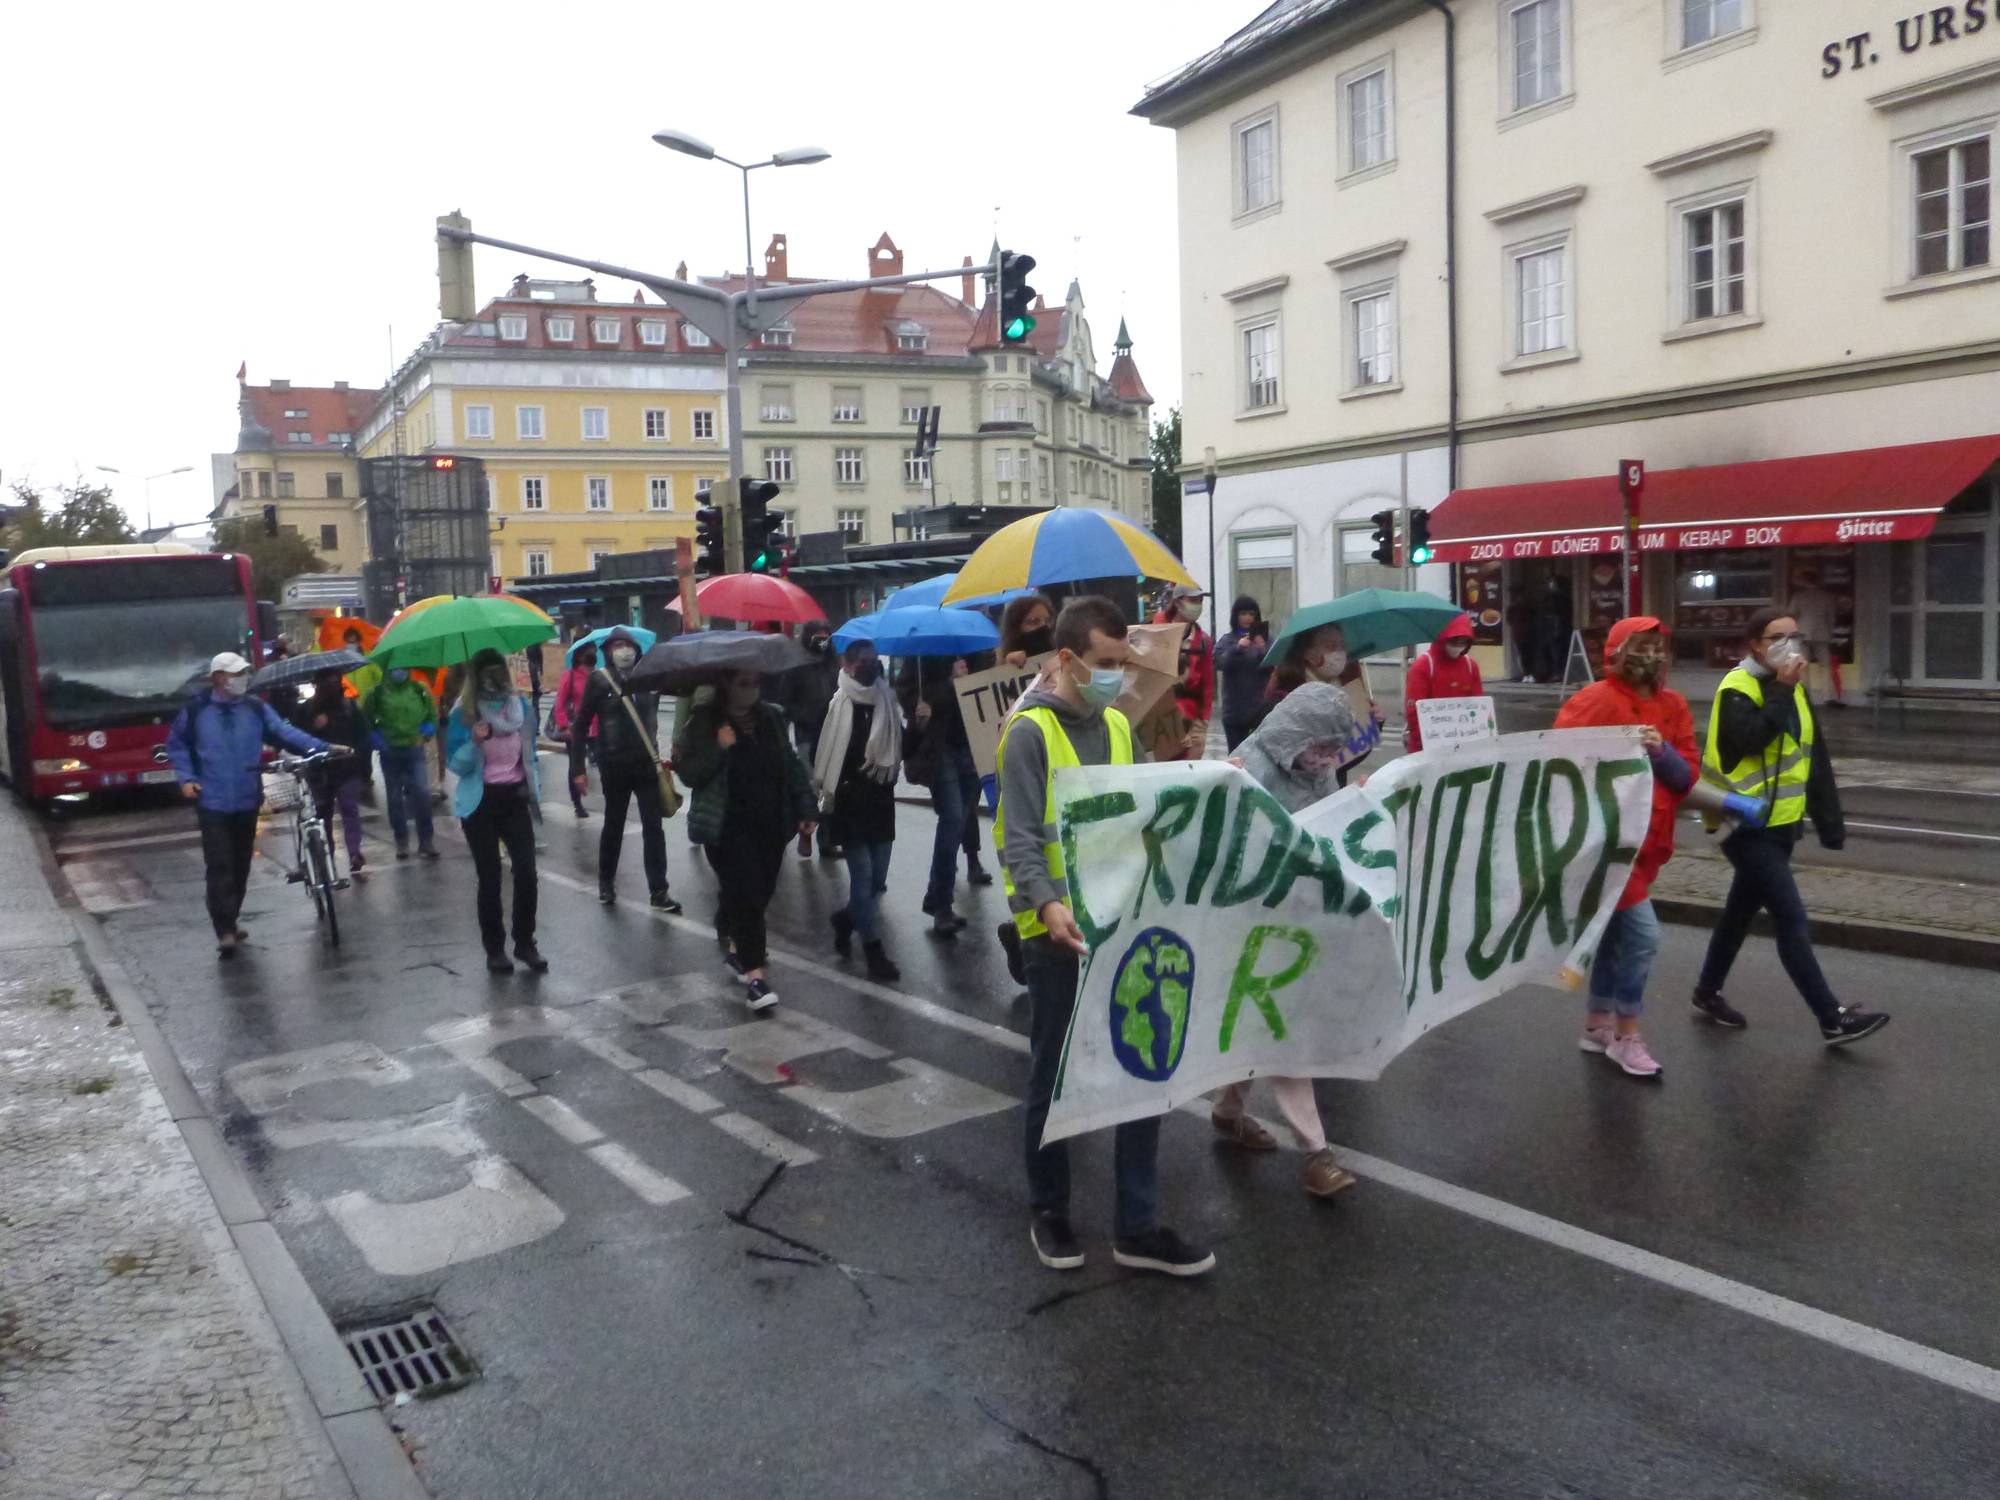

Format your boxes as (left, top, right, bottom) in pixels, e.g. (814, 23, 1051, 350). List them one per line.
(1651, 894, 2000, 970)
(33, 826, 430, 1500)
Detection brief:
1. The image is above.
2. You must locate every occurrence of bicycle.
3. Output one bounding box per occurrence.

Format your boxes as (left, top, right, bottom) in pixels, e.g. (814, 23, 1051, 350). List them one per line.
(264, 750, 353, 945)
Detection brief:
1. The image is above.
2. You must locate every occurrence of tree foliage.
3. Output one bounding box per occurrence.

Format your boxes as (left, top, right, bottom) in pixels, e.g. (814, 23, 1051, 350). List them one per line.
(3, 479, 137, 553)
(1148, 406, 1183, 555)
(213, 517, 330, 602)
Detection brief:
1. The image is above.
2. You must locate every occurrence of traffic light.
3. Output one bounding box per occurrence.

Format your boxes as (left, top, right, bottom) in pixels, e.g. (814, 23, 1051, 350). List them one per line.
(693, 485, 725, 576)
(262, 504, 279, 538)
(1369, 509, 1396, 568)
(740, 477, 784, 572)
(1407, 508, 1434, 566)
(998, 251, 1037, 344)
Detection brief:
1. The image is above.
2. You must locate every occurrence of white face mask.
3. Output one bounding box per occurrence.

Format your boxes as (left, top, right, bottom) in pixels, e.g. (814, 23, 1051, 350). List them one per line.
(1178, 599, 1204, 623)
(1311, 650, 1348, 682)
(220, 674, 252, 698)
(610, 647, 638, 671)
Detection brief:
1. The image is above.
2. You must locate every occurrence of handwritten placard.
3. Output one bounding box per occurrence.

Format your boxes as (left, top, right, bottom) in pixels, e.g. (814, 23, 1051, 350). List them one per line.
(1416, 695, 1497, 749)
(956, 653, 1056, 778)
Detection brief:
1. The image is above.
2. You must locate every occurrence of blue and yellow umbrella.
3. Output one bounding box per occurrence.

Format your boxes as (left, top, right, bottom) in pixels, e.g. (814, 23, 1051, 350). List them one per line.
(940, 507, 1195, 605)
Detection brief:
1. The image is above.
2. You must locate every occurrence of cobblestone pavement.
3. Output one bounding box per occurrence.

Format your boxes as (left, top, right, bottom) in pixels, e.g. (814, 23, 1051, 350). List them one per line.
(0, 812, 349, 1499)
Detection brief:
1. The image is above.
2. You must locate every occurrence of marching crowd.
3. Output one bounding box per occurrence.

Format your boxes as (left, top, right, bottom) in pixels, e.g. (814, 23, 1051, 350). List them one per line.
(165, 579, 1887, 1282)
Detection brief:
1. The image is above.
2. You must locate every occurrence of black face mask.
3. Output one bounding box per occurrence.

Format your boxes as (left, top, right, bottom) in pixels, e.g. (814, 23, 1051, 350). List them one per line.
(1020, 627, 1054, 657)
(853, 660, 882, 687)
(807, 635, 831, 656)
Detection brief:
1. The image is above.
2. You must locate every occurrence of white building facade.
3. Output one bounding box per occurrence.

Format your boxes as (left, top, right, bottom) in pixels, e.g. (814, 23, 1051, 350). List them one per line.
(1141, 0, 2000, 701)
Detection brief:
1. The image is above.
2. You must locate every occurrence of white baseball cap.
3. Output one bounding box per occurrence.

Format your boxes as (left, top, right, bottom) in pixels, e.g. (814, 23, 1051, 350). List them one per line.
(209, 652, 252, 676)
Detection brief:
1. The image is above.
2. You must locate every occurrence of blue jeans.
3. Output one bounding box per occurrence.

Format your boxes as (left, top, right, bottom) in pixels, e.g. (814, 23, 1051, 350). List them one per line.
(843, 839, 894, 942)
(1587, 899, 1662, 1019)
(379, 745, 434, 848)
(1023, 939, 1159, 1237)
(926, 743, 981, 909)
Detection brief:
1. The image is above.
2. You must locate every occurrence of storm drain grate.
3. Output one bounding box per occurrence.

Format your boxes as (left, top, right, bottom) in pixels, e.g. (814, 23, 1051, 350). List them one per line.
(341, 1307, 476, 1403)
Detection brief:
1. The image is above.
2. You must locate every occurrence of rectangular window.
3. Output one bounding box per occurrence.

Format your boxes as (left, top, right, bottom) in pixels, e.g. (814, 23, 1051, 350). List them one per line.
(648, 476, 674, 511)
(1347, 68, 1389, 172)
(283, 408, 308, 419)
(524, 548, 551, 577)
(1238, 114, 1277, 214)
(465, 404, 493, 439)
(498, 314, 527, 340)
(285, 431, 312, 444)
(1686, 200, 1747, 319)
(521, 476, 546, 511)
(1233, 530, 1297, 626)
(586, 475, 610, 510)
(896, 330, 928, 351)
(325, 474, 344, 499)
(276, 473, 295, 498)
(837, 507, 867, 541)
(326, 432, 350, 445)
(638, 318, 668, 346)
(256, 471, 271, 497)
(1682, 0, 1745, 48)
(995, 448, 1016, 482)
(834, 447, 865, 484)
(1516, 244, 1569, 354)
(762, 325, 794, 347)
(695, 475, 718, 500)
(1353, 290, 1396, 386)
(1914, 138, 1992, 278)
(764, 447, 794, 483)
(760, 385, 794, 422)
(1244, 321, 1281, 409)
(582, 407, 609, 441)
(900, 389, 931, 423)
(692, 409, 715, 440)
(1510, 0, 1564, 111)
(588, 546, 615, 569)
(903, 450, 930, 484)
(547, 315, 575, 342)
(1037, 454, 1051, 497)
(319, 524, 338, 551)
(591, 317, 621, 344)
(643, 408, 669, 440)
(682, 324, 712, 348)
(832, 387, 863, 422)
(1036, 399, 1050, 434)
(517, 405, 544, 440)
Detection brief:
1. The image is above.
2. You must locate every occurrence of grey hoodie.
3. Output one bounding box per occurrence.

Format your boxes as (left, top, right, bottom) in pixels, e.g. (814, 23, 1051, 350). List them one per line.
(999, 687, 1145, 921)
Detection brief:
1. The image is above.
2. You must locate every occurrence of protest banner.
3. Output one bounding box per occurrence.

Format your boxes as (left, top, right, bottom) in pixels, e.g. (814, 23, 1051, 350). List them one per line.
(1416, 694, 1497, 749)
(957, 653, 1055, 779)
(1041, 728, 1652, 1143)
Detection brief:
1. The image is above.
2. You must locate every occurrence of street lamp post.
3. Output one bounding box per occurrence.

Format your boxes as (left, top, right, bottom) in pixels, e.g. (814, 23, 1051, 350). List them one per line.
(95, 464, 194, 535)
(651, 130, 830, 570)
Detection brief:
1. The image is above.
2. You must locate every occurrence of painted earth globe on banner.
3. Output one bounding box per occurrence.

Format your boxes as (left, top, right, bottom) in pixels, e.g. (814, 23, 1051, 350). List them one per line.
(1108, 927, 1195, 1082)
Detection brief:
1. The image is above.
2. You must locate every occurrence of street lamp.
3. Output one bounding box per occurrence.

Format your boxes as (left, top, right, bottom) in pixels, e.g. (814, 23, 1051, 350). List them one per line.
(96, 463, 193, 535)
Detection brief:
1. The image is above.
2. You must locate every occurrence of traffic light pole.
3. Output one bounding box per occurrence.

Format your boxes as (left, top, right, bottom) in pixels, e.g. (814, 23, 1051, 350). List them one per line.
(721, 310, 747, 574)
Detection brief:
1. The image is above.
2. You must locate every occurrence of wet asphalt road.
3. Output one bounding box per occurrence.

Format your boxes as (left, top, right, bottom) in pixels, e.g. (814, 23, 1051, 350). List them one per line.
(44, 769, 2000, 1499)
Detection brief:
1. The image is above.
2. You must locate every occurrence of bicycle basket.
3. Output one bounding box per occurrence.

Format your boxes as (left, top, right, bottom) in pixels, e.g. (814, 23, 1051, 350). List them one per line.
(262, 770, 303, 811)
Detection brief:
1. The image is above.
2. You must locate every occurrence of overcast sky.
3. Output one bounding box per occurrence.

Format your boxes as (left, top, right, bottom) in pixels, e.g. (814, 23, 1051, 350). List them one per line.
(2, 0, 1237, 532)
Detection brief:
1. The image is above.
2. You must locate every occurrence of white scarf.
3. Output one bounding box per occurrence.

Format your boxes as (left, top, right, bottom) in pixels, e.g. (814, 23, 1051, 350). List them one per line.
(814, 670, 901, 805)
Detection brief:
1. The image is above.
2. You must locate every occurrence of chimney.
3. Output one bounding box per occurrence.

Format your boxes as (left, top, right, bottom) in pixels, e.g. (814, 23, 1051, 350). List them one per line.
(868, 232, 903, 280)
(765, 234, 789, 282)
(675, 260, 688, 282)
(509, 273, 531, 298)
(583, 277, 597, 301)
(960, 255, 975, 307)
(333, 380, 349, 391)
(270, 378, 291, 390)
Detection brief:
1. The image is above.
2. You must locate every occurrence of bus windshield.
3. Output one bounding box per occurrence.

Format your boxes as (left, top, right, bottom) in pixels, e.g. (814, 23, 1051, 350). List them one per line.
(33, 595, 252, 727)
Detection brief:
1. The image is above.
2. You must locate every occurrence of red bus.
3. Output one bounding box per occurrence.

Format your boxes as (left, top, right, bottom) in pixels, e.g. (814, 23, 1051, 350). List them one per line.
(0, 544, 260, 803)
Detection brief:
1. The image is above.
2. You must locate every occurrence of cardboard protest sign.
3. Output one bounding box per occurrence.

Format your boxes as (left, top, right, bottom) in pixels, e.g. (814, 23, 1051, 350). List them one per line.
(1041, 728, 1652, 1143)
(1334, 679, 1382, 768)
(1416, 695, 1497, 749)
(956, 653, 1055, 779)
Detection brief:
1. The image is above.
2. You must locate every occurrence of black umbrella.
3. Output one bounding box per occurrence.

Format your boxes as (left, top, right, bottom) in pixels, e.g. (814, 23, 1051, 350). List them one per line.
(250, 648, 371, 691)
(625, 630, 808, 694)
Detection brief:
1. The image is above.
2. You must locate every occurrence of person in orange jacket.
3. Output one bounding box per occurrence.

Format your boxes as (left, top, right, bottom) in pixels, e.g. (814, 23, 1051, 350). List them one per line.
(1404, 612, 1482, 752)
(1552, 617, 1697, 1079)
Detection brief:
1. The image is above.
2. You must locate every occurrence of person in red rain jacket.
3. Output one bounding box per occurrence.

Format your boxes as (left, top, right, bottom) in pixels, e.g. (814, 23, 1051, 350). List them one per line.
(1153, 584, 1214, 725)
(1403, 612, 1483, 752)
(1552, 617, 1698, 1080)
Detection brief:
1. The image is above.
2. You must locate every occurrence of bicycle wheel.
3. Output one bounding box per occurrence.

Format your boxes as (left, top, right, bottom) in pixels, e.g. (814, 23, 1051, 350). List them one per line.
(304, 824, 336, 940)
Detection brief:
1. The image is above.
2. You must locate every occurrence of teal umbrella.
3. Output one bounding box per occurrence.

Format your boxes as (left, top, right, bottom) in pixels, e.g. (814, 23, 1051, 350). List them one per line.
(1262, 589, 1466, 667)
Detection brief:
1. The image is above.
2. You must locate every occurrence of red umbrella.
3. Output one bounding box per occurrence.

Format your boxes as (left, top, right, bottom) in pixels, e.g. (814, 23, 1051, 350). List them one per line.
(668, 574, 826, 626)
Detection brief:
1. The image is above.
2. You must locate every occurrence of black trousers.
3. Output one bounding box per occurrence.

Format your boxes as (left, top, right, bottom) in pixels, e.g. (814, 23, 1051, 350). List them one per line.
(198, 808, 260, 938)
(1698, 828, 1840, 1024)
(598, 759, 667, 893)
(709, 831, 786, 971)
(462, 783, 537, 955)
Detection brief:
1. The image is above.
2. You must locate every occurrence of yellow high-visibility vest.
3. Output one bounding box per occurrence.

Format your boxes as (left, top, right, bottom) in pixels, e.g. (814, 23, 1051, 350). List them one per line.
(995, 704, 1134, 939)
(1702, 666, 1814, 829)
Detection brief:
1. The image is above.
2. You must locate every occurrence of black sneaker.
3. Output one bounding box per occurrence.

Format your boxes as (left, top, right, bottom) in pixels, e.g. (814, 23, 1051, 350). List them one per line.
(1030, 1213, 1085, 1271)
(931, 909, 967, 937)
(649, 890, 683, 915)
(999, 922, 1025, 986)
(830, 909, 853, 959)
(599, 881, 616, 906)
(1691, 987, 1747, 1029)
(744, 976, 779, 1012)
(1112, 1226, 1215, 1278)
(1822, 1007, 1890, 1047)
(966, 858, 995, 888)
(418, 845, 441, 861)
(513, 945, 550, 973)
(394, 843, 411, 862)
(485, 952, 514, 974)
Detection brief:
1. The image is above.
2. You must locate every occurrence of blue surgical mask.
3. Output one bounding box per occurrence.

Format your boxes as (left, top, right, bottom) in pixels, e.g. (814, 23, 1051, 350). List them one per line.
(389, 668, 410, 684)
(1079, 666, 1124, 708)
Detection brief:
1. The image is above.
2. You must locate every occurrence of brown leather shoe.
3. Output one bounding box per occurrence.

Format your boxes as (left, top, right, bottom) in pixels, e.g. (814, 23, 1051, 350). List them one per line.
(1211, 1111, 1279, 1151)
(1301, 1149, 1357, 1197)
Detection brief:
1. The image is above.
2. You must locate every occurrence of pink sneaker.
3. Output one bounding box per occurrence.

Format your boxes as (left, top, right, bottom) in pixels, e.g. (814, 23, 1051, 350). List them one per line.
(1578, 1022, 1614, 1054)
(1604, 1032, 1663, 1078)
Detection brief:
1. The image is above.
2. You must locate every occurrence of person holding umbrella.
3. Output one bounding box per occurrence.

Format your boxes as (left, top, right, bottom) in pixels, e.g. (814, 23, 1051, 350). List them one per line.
(815, 640, 905, 979)
(1403, 613, 1482, 752)
(568, 627, 680, 912)
(778, 622, 842, 859)
(553, 641, 598, 818)
(446, 649, 547, 975)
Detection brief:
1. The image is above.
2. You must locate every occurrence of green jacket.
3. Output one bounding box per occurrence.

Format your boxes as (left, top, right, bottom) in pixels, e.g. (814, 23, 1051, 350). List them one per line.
(672, 699, 814, 846)
(365, 676, 438, 748)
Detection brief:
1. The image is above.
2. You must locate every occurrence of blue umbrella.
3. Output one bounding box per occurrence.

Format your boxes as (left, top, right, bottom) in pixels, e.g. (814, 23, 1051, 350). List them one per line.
(883, 571, 1037, 612)
(565, 625, 658, 664)
(833, 606, 999, 657)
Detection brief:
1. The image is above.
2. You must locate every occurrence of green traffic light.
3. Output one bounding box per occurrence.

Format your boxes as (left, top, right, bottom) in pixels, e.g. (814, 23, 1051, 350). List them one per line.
(1410, 546, 1435, 566)
(1004, 314, 1035, 340)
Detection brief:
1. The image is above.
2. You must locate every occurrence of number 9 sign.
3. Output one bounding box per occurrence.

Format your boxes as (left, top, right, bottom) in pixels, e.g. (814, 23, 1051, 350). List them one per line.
(1618, 459, 1645, 497)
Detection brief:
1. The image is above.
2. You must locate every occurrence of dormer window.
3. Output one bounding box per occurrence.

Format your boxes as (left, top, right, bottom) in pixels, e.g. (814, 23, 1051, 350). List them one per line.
(547, 315, 575, 341)
(638, 318, 668, 346)
(498, 314, 527, 340)
(683, 324, 713, 348)
(591, 317, 621, 344)
(894, 320, 928, 352)
(762, 324, 794, 347)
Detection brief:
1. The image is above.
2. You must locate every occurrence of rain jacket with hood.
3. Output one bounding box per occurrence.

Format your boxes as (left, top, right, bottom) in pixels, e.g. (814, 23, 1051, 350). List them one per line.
(365, 673, 437, 748)
(445, 695, 543, 821)
(1553, 617, 1697, 908)
(166, 690, 328, 813)
(553, 661, 595, 739)
(566, 629, 662, 775)
(1404, 613, 1483, 751)
(1212, 595, 1274, 729)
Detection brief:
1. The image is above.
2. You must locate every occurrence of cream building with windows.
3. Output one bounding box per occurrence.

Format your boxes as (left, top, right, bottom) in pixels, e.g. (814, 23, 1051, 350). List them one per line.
(1141, 0, 2000, 702)
(221, 380, 375, 572)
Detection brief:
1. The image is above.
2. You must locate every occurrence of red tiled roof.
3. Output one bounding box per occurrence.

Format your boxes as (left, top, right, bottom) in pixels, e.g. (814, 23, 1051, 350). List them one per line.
(697, 276, 976, 356)
(245, 384, 378, 448)
(1108, 352, 1153, 404)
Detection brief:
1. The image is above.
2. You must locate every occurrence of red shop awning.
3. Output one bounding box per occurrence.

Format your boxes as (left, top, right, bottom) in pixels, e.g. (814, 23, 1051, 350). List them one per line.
(1428, 435, 2000, 562)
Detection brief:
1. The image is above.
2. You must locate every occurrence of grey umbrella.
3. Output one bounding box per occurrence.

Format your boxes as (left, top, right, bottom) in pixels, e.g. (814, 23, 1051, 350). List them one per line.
(250, 648, 371, 691)
(625, 630, 808, 694)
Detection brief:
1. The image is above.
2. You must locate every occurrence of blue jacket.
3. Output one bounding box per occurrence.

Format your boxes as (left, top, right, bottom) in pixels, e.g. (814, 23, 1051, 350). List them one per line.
(444, 697, 542, 820)
(166, 691, 329, 813)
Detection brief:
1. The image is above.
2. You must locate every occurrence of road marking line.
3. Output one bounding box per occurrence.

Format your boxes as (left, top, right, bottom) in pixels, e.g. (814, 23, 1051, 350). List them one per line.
(636, 1069, 723, 1115)
(55, 830, 205, 855)
(1843, 820, 2000, 844)
(584, 1142, 691, 1206)
(576, 1034, 647, 1072)
(517, 1095, 605, 1146)
(709, 1111, 820, 1166)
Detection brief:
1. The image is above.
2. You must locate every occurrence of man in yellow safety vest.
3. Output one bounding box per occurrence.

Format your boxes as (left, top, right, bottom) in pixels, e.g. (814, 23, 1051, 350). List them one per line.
(997, 596, 1216, 1278)
(1690, 608, 1889, 1046)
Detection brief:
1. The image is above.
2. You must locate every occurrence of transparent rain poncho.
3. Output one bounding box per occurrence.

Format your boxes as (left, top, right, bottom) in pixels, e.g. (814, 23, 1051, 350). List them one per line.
(1234, 682, 1365, 813)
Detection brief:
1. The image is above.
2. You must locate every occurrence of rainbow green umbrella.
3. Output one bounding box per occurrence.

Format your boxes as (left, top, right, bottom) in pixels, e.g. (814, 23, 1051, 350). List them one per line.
(941, 507, 1195, 604)
(369, 594, 556, 670)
